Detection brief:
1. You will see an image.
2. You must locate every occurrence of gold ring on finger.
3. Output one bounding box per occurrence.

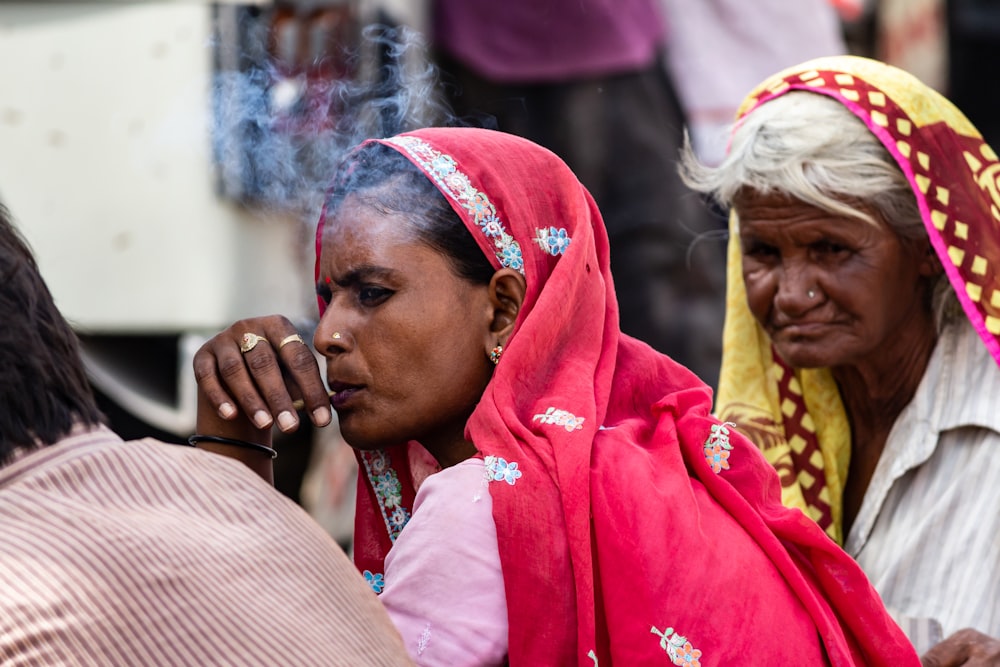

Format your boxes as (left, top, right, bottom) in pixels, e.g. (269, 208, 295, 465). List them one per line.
(278, 333, 305, 350)
(239, 332, 269, 354)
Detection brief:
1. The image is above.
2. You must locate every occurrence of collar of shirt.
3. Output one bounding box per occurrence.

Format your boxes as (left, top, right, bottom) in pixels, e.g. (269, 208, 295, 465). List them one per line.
(845, 319, 1000, 553)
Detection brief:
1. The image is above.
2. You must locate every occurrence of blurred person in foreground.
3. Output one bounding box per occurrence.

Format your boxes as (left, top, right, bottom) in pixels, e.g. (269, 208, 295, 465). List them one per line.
(192, 126, 918, 665)
(682, 54, 1000, 664)
(0, 201, 411, 665)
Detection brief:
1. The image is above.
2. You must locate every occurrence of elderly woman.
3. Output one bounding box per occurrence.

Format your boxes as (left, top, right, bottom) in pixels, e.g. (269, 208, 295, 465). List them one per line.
(682, 55, 1000, 663)
(192, 126, 917, 665)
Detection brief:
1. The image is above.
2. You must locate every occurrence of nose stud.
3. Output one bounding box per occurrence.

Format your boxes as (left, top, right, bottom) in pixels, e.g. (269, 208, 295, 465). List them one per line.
(807, 289, 816, 299)
(332, 332, 342, 340)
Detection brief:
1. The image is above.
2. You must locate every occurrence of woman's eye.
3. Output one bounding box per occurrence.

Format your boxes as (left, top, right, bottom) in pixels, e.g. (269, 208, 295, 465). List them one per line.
(744, 241, 778, 259)
(358, 285, 392, 305)
(813, 240, 849, 255)
(316, 283, 333, 306)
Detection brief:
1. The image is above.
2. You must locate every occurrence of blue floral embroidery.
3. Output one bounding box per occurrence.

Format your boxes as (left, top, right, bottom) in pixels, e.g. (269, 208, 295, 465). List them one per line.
(375, 471, 401, 508)
(651, 626, 703, 666)
(369, 453, 387, 474)
(484, 455, 523, 485)
(384, 136, 525, 276)
(361, 450, 411, 541)
(501, 244, 524, 271)
(532, 407, 585, 432)
(389, 506, 410, 529)
(535, 226, 571, 256)
(481, 217, 505, 238)
(363, 570, 385, 594)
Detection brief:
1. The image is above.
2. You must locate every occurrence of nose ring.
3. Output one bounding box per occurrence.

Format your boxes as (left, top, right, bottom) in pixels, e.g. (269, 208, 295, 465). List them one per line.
(332, 332, 342, 340)
(807, 289, 816, 299)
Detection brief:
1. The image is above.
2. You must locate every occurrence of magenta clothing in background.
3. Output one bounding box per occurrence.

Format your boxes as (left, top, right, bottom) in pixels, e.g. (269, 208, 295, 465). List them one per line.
(432, 0, 665, 82)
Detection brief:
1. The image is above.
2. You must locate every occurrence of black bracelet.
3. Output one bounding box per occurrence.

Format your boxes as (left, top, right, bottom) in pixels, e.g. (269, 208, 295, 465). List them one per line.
(187, 434, 278, 459)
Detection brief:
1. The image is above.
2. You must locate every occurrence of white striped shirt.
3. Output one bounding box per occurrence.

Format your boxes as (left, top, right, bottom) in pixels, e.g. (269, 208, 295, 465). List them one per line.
(847, 320, 1000, 650)
(0, 426, 412, 666)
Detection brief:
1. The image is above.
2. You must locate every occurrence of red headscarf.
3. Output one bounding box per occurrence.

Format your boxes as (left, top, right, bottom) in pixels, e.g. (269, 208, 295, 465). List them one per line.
(318, 127, 918, 665)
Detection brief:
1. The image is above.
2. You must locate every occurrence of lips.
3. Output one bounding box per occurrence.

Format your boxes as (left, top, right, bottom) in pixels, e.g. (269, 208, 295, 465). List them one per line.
(327, 379, 364, 409)
(771, 320, 831, 340)
(782, 321, 826, 333)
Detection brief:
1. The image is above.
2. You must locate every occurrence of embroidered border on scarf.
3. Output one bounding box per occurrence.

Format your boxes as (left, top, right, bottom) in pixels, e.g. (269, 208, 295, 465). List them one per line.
(384, 135, 525, 275)
(360, 449, 411, 541)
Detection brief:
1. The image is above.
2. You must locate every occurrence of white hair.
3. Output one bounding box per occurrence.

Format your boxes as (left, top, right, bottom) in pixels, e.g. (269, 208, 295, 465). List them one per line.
(679, 90, 960, 328)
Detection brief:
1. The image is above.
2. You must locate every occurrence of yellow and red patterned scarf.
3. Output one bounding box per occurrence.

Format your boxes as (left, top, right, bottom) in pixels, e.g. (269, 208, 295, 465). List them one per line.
(716, 55, 1000, 544)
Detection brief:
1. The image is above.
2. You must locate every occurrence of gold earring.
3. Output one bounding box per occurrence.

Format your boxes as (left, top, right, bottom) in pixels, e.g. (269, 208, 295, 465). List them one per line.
(332, 332, 342, 340)
(489, 344, 503, 365)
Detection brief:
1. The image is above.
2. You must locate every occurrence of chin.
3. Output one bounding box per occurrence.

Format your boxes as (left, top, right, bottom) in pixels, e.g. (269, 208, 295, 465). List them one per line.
(335, 420, 384, 452)
(773, 344, 837, 370)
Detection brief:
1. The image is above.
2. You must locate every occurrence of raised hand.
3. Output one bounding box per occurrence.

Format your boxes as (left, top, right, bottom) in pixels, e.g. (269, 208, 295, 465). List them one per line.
(192, 315, 332, 455)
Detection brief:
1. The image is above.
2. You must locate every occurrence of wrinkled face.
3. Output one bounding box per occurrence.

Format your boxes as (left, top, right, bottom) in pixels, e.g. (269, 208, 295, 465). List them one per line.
(314, 193, 495, 460)
(737, 193, 931, 370)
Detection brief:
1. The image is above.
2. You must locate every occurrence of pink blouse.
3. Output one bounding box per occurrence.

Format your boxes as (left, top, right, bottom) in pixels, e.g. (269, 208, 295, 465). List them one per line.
(380, 458, 508, 665)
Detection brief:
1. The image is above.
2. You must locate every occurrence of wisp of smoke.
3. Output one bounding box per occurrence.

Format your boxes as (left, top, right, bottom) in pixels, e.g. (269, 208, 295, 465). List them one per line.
(211, 19, 460, 223)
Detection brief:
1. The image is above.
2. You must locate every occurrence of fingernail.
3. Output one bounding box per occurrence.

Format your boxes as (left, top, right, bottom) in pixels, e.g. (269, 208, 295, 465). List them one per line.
(312, 406, 332, 426)
(253, 410, 273, 429)
(219, 402, 236, 419)
(277, 411, 297, 432)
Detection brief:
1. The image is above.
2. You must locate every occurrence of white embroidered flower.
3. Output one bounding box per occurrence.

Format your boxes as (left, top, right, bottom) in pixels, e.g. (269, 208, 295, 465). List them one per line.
(533, 407, 585, 432)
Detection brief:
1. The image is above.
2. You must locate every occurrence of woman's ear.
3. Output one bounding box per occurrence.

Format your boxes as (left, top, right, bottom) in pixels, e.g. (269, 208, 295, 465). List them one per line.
(917, 241, 944, 278)
(487, 268, 527, 341)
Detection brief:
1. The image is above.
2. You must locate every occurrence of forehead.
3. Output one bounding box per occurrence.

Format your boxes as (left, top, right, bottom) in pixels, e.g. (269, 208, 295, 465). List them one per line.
(323, 193, 415, 246)
(319, 194, 444, 278)
(737, 192, 821, 220)
(736, 193, 885, 238)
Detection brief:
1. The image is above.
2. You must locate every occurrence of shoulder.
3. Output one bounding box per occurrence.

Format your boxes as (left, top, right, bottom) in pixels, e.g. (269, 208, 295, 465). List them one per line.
(0, 428, 413, 666)
(390, 457, 497, 566)
(929, 322, 1000, 436)
(381, 457, 508, 665)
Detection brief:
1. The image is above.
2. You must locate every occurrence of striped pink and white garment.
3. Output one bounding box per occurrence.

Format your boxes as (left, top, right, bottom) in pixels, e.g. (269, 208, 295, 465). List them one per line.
(0, 425, 411, 666)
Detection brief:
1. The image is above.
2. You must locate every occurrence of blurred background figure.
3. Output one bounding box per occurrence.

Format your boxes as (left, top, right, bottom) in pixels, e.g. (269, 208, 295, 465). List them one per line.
(661, 0, 847, 167)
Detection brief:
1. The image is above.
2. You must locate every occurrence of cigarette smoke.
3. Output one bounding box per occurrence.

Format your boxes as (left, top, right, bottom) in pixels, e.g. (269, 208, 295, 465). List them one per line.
(211, 11, 461, 223)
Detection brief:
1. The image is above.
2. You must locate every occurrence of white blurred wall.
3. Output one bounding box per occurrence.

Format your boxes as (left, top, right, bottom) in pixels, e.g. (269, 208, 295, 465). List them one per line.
(0, 2, 315, 333)
(0, 2, 316, 433)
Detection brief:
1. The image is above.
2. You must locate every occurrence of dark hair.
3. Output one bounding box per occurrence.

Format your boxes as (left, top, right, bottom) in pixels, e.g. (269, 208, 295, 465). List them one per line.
(0, 202, 105, 462)
(324, 142, 496, 285)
